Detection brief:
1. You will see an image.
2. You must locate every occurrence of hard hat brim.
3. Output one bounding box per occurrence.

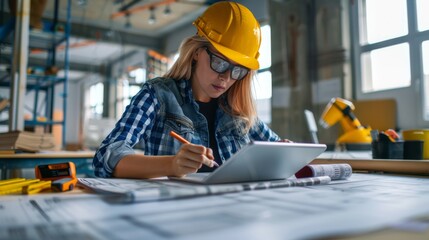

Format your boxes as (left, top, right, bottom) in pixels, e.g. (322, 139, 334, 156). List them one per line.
(211, 41, 260, 70)
(197, 29, 260, 70)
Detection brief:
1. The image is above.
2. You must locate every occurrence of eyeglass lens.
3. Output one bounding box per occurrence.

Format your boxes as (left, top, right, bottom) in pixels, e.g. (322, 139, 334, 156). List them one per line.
(205, 48, 248, 80)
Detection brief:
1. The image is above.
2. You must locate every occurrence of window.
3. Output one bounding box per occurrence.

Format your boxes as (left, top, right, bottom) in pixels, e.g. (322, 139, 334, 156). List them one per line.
(423, 41, 429, 120)
(358, 0, 410, 92)
(258, 25, 272, 70)
(129, 67, 146, 84)
(87, 82, 104, 119)
(352, 0, 429, 123)
(253, 25, 272, 124)
(359, 0, 408, 44)
(361, 43, 411, 92)
(416, 0, 429, 31)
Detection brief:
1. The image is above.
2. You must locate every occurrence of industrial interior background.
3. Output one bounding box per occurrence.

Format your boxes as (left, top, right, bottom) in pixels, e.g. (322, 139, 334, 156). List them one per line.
(1, 0, 426, 150)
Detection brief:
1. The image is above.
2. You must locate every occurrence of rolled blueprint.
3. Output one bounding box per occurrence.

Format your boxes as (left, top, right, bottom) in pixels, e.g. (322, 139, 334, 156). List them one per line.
(295, 164, 352, 180)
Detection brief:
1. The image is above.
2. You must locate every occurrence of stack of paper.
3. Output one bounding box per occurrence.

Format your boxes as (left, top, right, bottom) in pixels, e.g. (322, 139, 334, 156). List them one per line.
(0, 130, 56, 153)
(78, 176, 332, 203)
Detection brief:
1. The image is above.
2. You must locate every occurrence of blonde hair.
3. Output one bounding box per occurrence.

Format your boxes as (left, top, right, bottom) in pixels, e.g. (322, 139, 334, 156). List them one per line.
(164, 35, 257, 130)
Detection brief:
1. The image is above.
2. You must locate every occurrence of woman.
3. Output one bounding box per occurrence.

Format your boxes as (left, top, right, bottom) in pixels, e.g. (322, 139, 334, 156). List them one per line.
(93, 1, 285, 179)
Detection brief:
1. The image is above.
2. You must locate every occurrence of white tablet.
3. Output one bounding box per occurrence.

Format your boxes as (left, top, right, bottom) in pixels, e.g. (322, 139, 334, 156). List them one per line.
(170, 141, 327, 184)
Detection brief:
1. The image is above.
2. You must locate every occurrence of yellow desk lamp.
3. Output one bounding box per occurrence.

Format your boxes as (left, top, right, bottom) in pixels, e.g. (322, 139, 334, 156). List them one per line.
(319, 97, 372, 144)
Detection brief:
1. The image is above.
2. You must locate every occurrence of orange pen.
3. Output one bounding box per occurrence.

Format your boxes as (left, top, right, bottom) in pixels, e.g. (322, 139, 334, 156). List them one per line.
(169, 131, 219, 168)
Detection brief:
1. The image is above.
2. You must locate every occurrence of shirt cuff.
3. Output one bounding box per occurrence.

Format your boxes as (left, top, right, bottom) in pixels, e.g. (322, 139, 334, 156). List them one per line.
(104, 141, 135, 174)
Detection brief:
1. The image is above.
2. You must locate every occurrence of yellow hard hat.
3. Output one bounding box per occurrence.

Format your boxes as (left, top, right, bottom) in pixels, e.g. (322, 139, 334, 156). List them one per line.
(193, 2, 261, 70)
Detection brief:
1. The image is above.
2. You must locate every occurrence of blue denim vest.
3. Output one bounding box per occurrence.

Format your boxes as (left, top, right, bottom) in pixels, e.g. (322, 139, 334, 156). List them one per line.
(93, 77, 280, 177)
(148, 77, 263, 162)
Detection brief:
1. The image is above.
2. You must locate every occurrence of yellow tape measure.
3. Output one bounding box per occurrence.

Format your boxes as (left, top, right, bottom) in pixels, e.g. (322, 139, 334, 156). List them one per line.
(35, 162, 78, 192)
(35, 162, 76, 180)
(0, 162, 78, 195)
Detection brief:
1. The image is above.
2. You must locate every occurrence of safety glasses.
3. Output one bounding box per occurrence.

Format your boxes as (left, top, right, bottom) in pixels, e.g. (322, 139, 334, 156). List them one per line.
(205, 48, 249, 81)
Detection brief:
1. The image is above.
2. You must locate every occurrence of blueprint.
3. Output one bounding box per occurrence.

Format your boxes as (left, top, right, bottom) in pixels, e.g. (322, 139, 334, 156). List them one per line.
(1, 173, 429, 240)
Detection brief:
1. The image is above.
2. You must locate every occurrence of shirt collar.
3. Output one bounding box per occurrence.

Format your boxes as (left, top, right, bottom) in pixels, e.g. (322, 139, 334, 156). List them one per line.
(178, 79, 194, 104)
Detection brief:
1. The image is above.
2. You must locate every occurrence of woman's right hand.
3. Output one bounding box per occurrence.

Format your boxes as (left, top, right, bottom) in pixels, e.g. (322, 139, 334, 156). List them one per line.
(171, 144, 215, 177)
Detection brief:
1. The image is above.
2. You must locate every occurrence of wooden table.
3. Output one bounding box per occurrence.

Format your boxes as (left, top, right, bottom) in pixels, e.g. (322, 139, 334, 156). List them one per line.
(312, 150, 429, 175)
(0, 151, 95, 179)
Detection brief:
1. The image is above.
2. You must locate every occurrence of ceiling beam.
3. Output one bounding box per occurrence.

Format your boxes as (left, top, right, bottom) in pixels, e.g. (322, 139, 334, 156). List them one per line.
(27, 56, 101, 73)
(65, 21, 162, 51)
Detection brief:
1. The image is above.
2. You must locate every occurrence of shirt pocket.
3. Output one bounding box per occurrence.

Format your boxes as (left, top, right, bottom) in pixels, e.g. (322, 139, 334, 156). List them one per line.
(165, 114, 194, 133)
(159, 114, 195, 154)
(218, 120, 250, 153)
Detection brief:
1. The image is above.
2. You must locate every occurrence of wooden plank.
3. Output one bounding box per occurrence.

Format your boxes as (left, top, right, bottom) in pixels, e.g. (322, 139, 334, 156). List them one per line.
(0, 151, 94, 159)
(312, 158, 429, 175)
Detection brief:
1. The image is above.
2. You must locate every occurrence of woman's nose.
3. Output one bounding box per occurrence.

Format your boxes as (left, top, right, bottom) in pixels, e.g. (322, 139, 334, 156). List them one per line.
(218, 71, 230, 81)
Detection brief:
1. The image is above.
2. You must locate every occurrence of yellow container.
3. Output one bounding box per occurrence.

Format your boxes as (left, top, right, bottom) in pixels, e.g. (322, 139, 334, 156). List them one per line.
(402, 129, 429, 159)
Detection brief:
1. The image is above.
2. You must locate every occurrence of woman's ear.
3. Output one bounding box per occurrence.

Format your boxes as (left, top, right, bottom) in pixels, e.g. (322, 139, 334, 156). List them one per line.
(193, 48, 201, 61)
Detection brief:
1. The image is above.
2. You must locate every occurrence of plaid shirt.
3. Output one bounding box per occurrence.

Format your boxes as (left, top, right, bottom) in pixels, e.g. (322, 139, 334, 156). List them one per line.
(93, 78, 281, 177)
